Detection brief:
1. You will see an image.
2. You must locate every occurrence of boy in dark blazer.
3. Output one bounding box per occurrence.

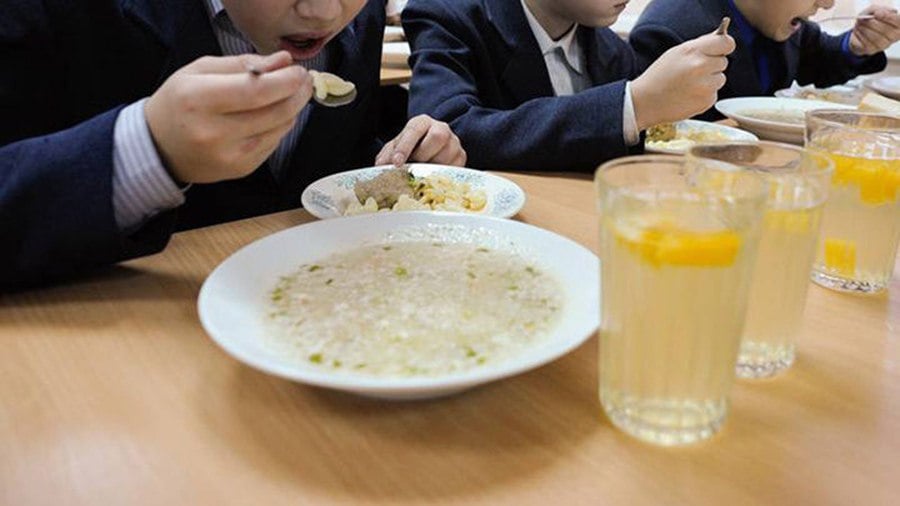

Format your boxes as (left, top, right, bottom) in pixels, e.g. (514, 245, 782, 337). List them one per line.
(0, 0, 465, 290)
(631, 0, 899, 120)
(402, 0, 735, 172)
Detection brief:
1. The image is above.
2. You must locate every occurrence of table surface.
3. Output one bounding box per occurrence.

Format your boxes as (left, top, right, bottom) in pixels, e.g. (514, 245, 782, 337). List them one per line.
(2, 172, 898, 505)
(379, 65, 412, 86)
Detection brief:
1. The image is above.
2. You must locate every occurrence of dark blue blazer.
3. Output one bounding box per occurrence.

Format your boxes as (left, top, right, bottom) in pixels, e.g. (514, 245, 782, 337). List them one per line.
(629, 0, 887, 120)
(0, 0, 385, 290)
(402, 0, 642, 172)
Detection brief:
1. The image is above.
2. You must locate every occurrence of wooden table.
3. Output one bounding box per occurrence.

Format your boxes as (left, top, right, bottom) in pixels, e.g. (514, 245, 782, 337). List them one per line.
(379, 65, 412, 86)
(2, 172, 898, 505)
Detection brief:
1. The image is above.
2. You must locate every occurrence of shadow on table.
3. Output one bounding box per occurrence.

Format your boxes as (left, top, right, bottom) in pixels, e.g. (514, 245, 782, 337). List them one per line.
(214, 336, 600, 502)
(0, 266, 203, 328)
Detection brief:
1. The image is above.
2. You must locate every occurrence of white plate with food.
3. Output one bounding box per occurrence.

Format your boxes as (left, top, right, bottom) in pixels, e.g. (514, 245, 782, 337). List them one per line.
(645, 119, 759, 154)
(774, 84, 864, 105)
(198, 212, 599, 400)
(301, 163, 526, 219)
(866, 76, 900, 100)
(715, 97, 854, 144)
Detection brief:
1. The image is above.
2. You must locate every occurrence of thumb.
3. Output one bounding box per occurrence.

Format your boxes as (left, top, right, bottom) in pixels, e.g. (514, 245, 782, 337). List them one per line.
(693, 31, 736, 56)
(711, 16, 731, 36)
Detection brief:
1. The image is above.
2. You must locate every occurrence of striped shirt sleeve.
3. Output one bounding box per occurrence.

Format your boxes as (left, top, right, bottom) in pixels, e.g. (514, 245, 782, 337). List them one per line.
(111, 99, 186, 233)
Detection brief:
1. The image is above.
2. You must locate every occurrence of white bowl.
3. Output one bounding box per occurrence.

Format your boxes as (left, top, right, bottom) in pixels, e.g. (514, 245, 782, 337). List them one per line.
(715, 97, 854, 144)
(301, 163, 526, 220)
(198, 212, 599, 400)
(645, 119, 759, 155)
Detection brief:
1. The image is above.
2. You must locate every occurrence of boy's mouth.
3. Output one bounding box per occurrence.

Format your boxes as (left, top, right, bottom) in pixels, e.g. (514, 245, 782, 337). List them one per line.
(279, 33, 331, 61)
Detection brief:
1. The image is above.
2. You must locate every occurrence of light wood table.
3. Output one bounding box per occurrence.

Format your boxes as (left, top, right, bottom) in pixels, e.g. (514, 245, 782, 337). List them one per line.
(379, 65, 411, 86)
(2, 172, 898, 505)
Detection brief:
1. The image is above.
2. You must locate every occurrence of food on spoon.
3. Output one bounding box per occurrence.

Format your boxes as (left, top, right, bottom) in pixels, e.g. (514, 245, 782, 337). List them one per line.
(309, 70, 356, 100)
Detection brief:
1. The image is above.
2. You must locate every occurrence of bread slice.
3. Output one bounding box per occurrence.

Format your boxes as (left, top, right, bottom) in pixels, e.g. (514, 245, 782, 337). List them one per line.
(858, 92, 900, 115)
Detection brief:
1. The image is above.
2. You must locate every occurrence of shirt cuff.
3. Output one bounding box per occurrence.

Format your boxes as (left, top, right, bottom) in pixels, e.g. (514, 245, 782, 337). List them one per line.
(112, 99, 187, 233)
(622, 81, 640, 146)
(841, 31, 867, 65)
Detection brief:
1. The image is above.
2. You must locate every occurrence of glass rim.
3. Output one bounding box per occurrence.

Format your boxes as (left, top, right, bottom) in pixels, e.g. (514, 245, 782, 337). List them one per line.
(805, 108, 900, 133)
(595, 154, 768, 202)
(687, 140, 834, 178)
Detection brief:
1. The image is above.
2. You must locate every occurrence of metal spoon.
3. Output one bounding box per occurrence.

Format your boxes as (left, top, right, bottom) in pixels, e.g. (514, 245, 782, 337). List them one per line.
(312, 84, 357, 108)
(247, 66, 357, 108)
(819, 14, 876, 23)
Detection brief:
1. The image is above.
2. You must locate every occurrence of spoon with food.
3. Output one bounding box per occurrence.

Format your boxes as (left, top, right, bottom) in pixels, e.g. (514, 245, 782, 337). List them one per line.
(308, 70, 357, 107)
(247, 66, 357, 107)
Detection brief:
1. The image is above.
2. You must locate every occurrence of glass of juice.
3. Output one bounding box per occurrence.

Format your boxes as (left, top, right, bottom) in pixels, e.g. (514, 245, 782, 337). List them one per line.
(688, 142, 833, 378)
(805, 110, 900, 293)
(595, 155, 767, 445)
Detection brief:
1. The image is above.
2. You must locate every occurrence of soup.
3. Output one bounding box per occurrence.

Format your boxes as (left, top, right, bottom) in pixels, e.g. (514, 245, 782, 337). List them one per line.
(266, 241, 564, 377)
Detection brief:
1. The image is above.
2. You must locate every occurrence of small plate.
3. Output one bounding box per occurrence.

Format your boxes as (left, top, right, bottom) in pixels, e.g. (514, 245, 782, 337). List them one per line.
(867, 76, 900, 100)
(301, 163, 526, 220)
(645, 119, 759, 155)
(774, 84, 864, 105)
(715, 97, 854, 144)
(198, 212, 599, 400)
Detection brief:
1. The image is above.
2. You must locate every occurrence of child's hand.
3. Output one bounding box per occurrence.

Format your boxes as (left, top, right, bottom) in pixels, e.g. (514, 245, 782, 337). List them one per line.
(375, 115, 467, 167)
(849, 6, 900, 56)
(631, 28, 735, 129)
(144, 51, 313, 183)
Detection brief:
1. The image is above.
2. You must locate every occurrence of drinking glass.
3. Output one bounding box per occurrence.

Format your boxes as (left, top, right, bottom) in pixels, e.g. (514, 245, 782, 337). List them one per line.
(689, 142, 832, 378)
(805, 110, 900, 293)
(595, 155, 767, 445)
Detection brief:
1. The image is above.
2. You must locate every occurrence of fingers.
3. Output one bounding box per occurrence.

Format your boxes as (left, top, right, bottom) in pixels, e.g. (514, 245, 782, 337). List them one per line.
(691, 32, 736, 57)
(711, 55, 729, 73)
(384, 115, 433, 166)
(238, 117, 297, 163)
(374, 139, 396, 166)
(409, 121, 454, 162)
(425, 139, 467, 166)
(868, 5, 900, 26)
(198, 65, 312, 113)
(224, 79, 313, 137)
(375, 117, 464, 167)
(853, 6, 900, 54)
(188, 51, 294, 75)
(854, 22, 894, 53)
(176, 51, 312, 114)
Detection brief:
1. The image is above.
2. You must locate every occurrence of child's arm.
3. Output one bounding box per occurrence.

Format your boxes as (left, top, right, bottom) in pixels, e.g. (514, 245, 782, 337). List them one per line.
(631, 30, 735, 130)
(402, 0, 640, 172)
(796, 9, 893, 89)
(848, 6, 900, 57)
(0, 47, 313, 290)
(145, 52, 313, 185)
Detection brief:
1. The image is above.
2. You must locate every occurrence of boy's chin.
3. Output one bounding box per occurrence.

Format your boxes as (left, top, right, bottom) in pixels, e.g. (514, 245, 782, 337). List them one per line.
(589, 13, 621, 28)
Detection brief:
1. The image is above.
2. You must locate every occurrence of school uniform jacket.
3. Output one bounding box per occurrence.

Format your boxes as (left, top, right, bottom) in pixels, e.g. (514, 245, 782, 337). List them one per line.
(0, 0, 385, 290)
(629, 0, 886, 120)
(402, 0, 643, 172)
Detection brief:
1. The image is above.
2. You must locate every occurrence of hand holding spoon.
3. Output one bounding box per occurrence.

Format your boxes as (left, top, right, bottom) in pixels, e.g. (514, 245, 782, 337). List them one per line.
(247, 66, 357, 107)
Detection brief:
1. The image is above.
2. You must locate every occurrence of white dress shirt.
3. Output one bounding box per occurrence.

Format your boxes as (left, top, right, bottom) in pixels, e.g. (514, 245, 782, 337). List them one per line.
(520, 0, 640, 145)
